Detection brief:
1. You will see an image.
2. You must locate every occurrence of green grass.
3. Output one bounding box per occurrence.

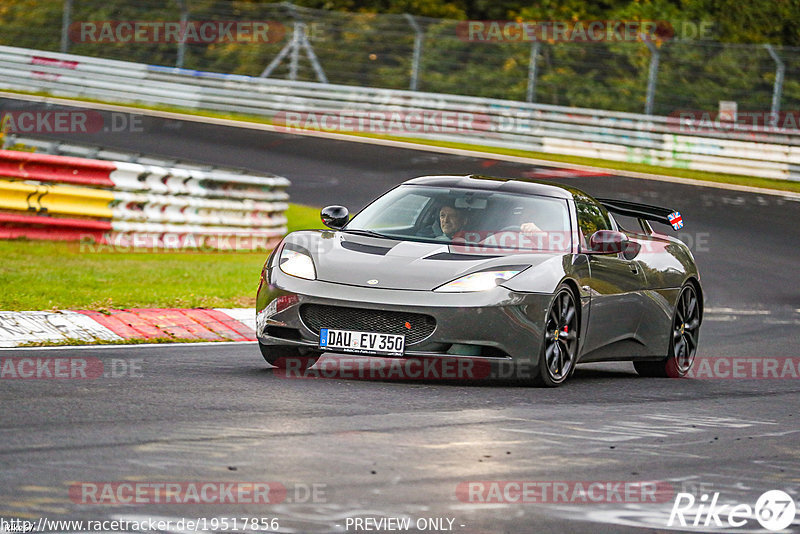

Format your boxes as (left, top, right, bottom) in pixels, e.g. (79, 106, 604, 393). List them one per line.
(0, 203, 324, 311)
(286, 203, 324, 233)
(3, 88, 798, 194)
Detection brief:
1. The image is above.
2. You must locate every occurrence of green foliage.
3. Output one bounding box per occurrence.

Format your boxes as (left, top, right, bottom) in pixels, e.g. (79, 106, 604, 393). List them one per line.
(680, 0, 800, 45)
(0, 0, 63, 51)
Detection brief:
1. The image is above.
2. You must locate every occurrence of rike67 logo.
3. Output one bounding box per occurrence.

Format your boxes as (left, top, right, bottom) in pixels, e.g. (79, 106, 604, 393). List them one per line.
(668, 489, 796, 531)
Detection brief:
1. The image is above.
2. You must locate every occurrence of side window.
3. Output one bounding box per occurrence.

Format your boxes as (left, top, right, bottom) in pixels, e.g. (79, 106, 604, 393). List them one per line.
(576, 201, 612, 247)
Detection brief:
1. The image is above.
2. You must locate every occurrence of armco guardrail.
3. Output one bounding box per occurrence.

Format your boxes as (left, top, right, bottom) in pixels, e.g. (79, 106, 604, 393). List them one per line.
(3, 134, 269, 176)
(0, 149, 290, 249)
(0, 45, 799, 181)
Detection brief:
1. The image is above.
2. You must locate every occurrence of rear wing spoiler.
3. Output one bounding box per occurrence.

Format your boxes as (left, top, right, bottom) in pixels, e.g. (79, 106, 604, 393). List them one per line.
(597, 198, 684, 232)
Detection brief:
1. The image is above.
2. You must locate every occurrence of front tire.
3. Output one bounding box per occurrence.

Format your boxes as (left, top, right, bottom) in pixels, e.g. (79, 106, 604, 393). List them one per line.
(634, 283, 701, 378)
(535, 285, 579, 387)
(259, 343, 318, 370)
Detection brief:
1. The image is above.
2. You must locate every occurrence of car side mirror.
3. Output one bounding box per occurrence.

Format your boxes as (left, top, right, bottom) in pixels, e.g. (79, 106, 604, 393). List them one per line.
(321, 205, 349, 229)
(588, 230, 629, 254)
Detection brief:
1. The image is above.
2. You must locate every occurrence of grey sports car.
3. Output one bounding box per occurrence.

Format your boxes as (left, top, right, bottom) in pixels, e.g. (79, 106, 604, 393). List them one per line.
(256, 174, 702, 386)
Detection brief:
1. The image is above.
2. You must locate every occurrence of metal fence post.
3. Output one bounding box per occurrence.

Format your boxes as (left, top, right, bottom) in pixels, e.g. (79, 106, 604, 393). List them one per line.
(526, 41, 541, 103)
(289, 22, 302, 81)
(176, 0, 188, 68)
(60, 0, 73, 53)
(404, 14, 423, 91)
(299, 23, 328, 83)
(644, 39, 660, 116)
(765, 44, 785, 116)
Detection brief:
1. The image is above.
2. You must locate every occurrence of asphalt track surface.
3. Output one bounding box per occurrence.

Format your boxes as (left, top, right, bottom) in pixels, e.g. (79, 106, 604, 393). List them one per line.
(1, 97, 799, 533)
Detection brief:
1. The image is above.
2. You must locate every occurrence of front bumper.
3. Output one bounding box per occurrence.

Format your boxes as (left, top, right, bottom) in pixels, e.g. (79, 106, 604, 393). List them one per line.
(257, 270, 553, 365)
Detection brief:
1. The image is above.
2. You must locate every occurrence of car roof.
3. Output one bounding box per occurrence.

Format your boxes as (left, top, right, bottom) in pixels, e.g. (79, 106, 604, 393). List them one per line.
(403, 174, 595, 202)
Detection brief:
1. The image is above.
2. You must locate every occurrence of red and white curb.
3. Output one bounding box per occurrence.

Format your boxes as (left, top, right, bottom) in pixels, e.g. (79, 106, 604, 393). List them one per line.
(0, 308, 256, 348)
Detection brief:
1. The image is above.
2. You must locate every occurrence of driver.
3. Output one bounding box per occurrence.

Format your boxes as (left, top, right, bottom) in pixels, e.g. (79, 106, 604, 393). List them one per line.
(439, 205, 468, 239)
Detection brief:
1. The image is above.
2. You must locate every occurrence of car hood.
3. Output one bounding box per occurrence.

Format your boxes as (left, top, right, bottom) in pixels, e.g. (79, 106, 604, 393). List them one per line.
(284, 230, 562, 291)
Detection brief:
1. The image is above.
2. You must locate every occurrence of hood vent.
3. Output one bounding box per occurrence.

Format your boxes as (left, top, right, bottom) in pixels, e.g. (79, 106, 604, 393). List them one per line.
(340, 240, 394, 256)
(424, 252, 499, 261)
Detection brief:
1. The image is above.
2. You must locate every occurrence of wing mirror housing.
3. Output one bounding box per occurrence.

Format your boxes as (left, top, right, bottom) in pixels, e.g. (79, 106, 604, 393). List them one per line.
(588, 230, 629, 254)
(321, 205, 349, 229)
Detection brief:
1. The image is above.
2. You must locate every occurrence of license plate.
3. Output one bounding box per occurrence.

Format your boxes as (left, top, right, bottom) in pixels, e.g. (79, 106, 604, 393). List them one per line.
(319, 328, 405, 356)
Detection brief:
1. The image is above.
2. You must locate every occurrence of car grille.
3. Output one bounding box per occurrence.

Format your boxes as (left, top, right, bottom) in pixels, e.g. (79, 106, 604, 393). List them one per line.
(300, 304, 436, 345)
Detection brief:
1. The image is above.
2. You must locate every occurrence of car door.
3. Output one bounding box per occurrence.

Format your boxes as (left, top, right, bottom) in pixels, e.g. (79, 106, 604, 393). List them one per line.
(576, 201, 648, 360)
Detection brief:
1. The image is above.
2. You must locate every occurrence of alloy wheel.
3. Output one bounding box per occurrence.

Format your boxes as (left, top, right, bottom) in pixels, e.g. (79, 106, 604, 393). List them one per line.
(543, 289, 578, 383)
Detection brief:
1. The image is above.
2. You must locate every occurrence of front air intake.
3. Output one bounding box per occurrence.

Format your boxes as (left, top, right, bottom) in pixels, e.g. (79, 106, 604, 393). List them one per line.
(299, 304, 436, 345)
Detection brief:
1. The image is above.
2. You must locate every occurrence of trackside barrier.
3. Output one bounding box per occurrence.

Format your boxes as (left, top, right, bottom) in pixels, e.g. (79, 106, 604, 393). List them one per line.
(0, 45, 799, 181)
(0, 149, 290, 249)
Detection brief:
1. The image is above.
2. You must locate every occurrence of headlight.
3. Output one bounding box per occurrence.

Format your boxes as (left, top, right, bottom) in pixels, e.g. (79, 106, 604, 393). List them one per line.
(434, 269, 524, 292)
(279, 248, 316, 280)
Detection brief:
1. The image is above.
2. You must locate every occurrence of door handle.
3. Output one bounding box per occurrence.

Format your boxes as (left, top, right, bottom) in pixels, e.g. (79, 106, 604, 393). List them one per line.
(629, 263, 639, 274)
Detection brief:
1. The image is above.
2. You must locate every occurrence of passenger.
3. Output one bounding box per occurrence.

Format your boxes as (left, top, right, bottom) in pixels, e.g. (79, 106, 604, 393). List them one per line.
(520, 221, 543, 233)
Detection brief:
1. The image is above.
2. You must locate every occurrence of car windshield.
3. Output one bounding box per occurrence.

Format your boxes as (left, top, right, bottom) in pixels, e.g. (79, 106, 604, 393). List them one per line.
(346, 185, 572, 252)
